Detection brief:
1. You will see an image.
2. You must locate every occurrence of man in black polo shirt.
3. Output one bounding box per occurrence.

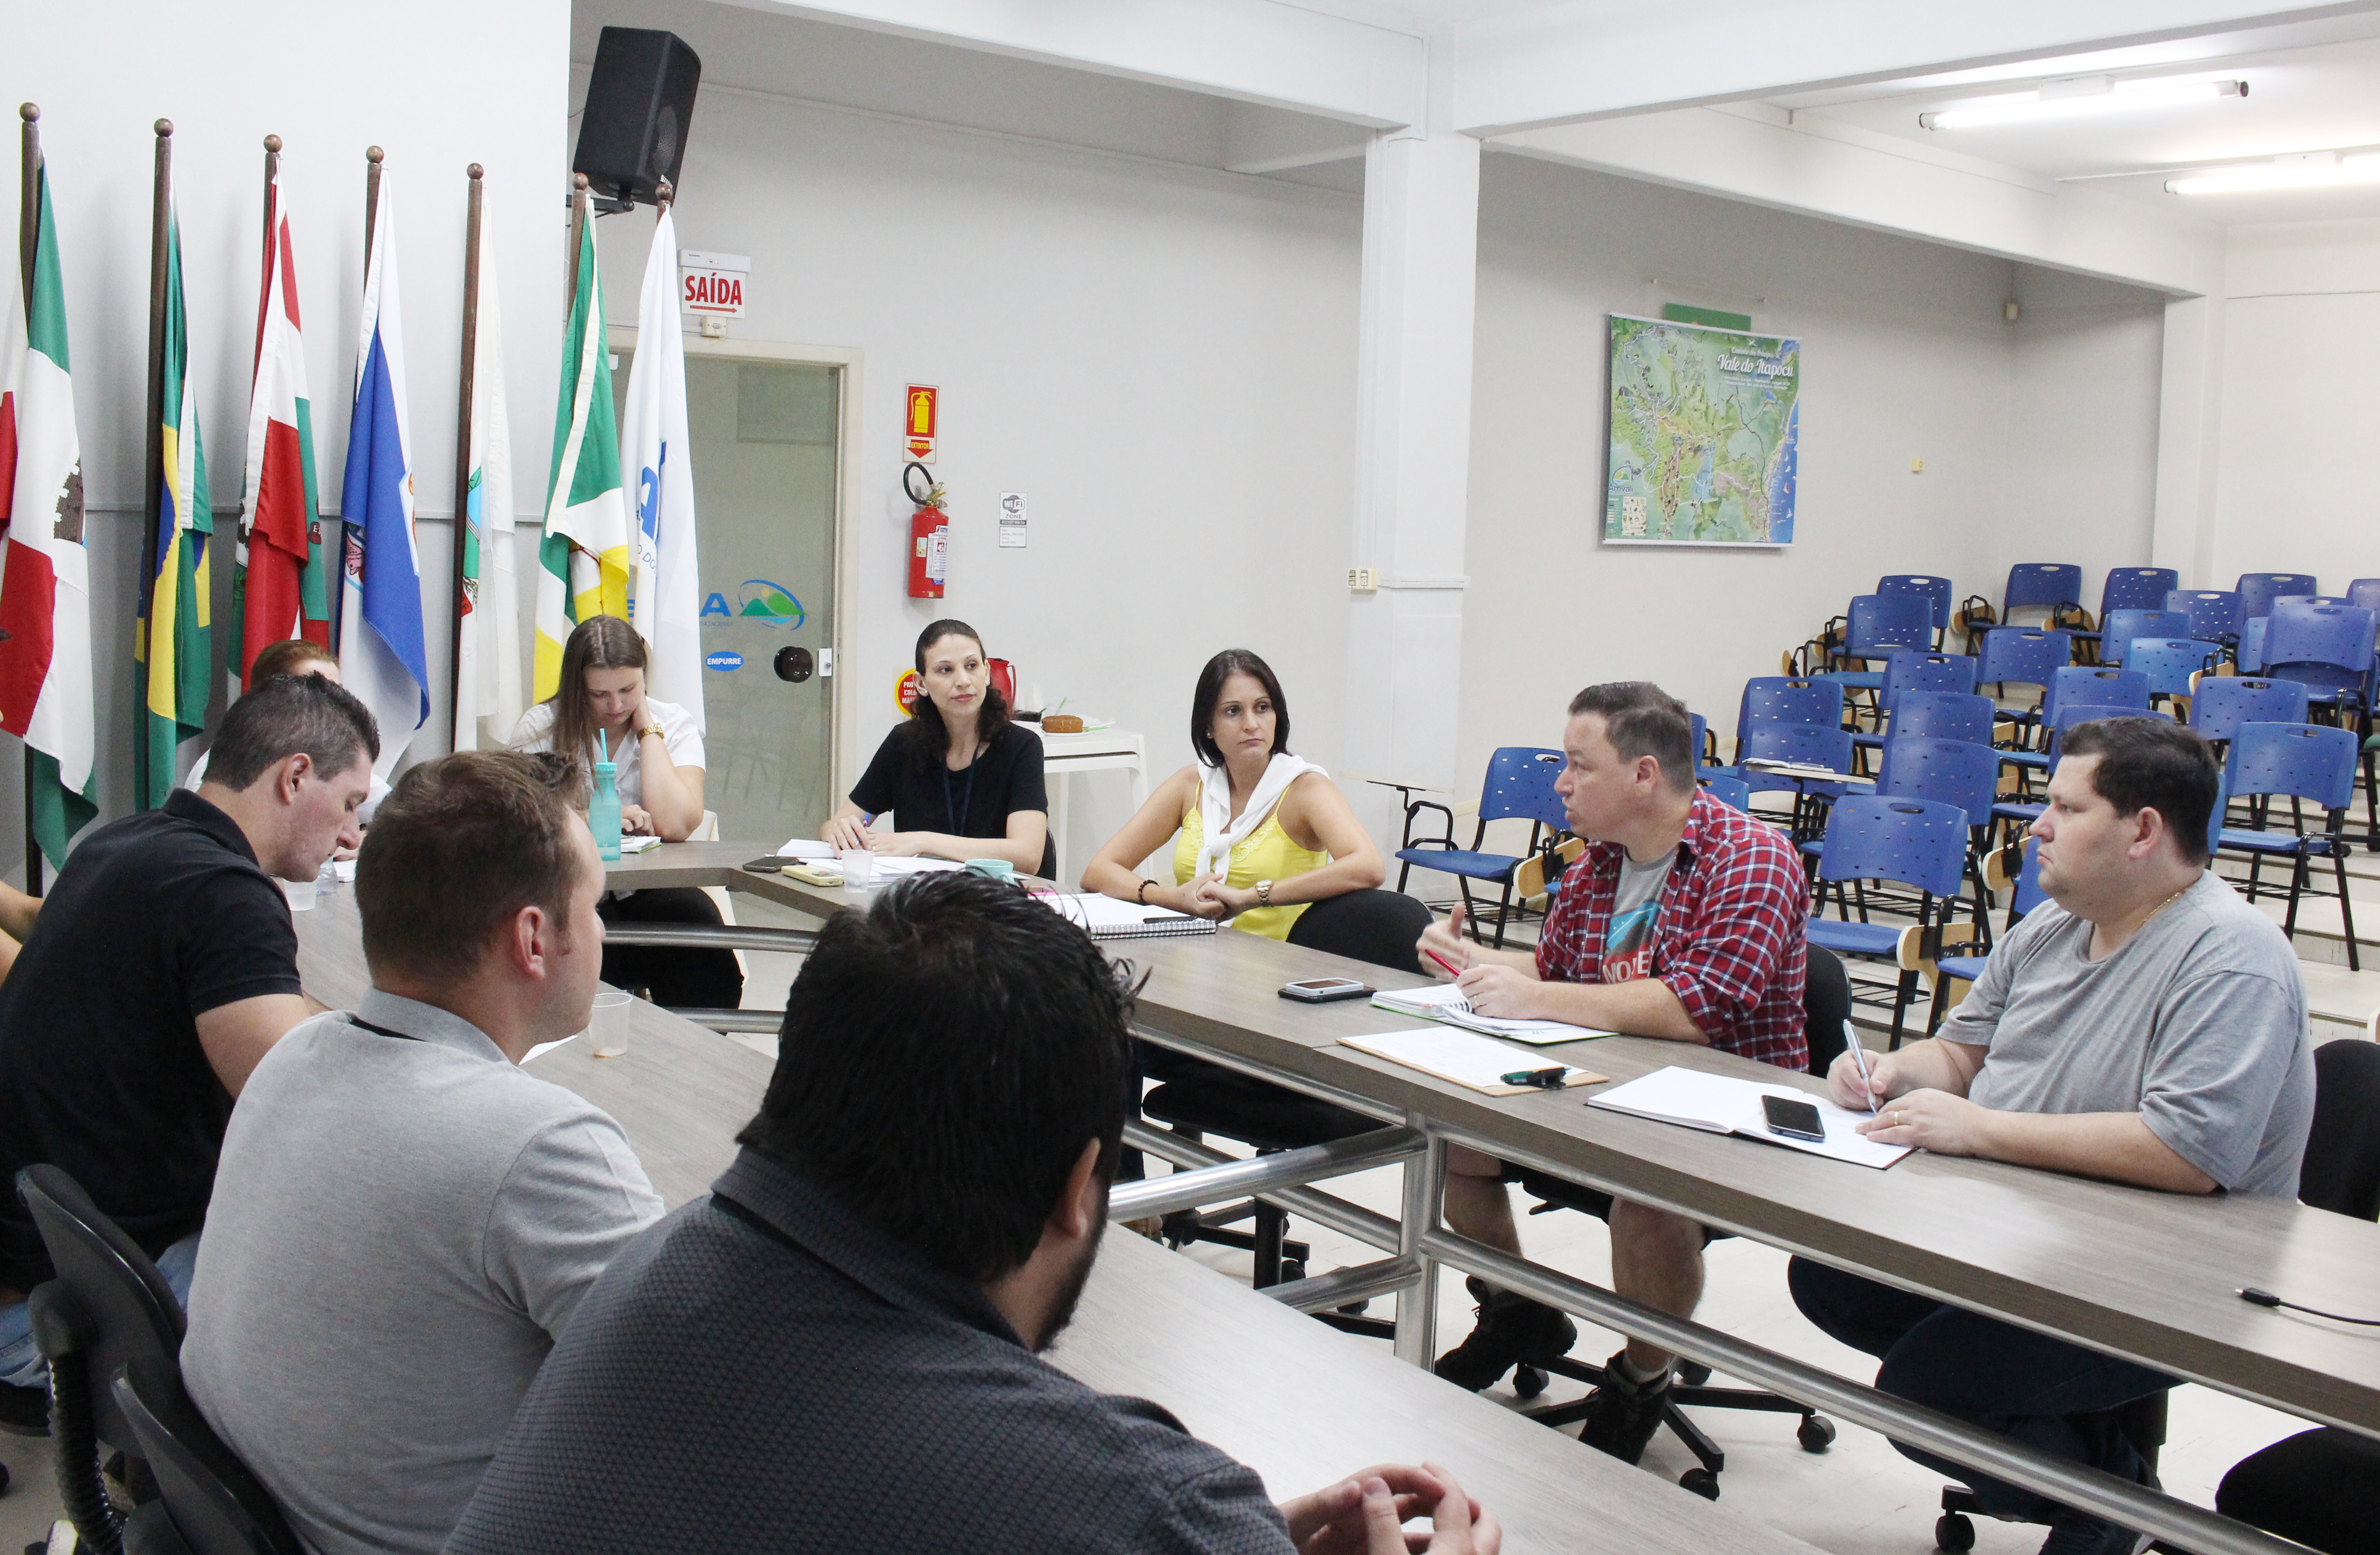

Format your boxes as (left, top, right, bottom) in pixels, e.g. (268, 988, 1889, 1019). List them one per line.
(447, 872, 1499, 1555)
(0, 674, 377, 1430)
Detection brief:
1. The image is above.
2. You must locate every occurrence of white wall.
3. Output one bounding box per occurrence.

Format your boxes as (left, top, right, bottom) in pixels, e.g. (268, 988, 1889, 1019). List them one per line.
(1, 0, 569, 873)
(1456, 155, 2167, 788)
(595, 84, 1364, 865)
(2204, 218, 2380, 589)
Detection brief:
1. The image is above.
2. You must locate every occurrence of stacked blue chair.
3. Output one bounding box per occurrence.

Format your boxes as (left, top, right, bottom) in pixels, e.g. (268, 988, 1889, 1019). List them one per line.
(1927, 840, 2048, 1034)
(2097, 609, 2194, 668)
(1736, 721, 1856, 839)
(1804, 795, 1971, 1048)
(1821, 595, 1934, 712)
(1850, 652, 1976, 763)
(1392, 747, 1567, 948)
(2125, 639, 2217, 708)
(2191, 676, 2311, 746)
(2100, 567, 2180, 618)
(2263, 601, 2376, 718)
(1877, 575, 1953, 648)
(1736, 677, 1845, 747)
(2218, 723, 2362, 970)
(1975, 628, 2072, 731)
(2238, 573, 2318, 623)
(2003, 563, 2083, 630)
(2167, 589, 2244, 658)
(1994, 704, 2168, 837)
(1889, 690, 1996, 747)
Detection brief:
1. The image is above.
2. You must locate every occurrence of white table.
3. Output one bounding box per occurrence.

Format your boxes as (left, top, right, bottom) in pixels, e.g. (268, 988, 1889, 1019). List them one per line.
(1036, 726, 1147, 888)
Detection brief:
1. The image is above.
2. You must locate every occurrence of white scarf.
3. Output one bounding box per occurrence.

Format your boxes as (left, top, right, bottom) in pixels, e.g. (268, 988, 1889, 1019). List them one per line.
(1195, 752, 1325, 881)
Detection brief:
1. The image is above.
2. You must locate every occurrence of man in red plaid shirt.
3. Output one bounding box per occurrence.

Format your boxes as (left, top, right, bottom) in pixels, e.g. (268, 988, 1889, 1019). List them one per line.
(1418, 682, 1808, 1465)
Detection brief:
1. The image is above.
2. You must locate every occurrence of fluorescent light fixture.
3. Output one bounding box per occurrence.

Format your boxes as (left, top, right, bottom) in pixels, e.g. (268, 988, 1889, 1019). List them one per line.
(2167, 151, 2380, 194)
(1920, 75, 2245, 131)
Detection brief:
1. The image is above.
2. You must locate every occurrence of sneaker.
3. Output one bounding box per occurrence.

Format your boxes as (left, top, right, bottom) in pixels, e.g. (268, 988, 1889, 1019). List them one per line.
(1432, 1277, 1578, 1392)
(1577, 1350, 1673, 1464)
(0, 1379, 49, 1437)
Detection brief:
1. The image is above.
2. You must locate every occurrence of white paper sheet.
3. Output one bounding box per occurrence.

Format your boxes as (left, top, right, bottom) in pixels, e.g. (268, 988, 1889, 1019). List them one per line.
(1339, 1027, 1605, 1095)
(1588, 1066, 1911, 1168)
(1370, 984, 1616, 1046)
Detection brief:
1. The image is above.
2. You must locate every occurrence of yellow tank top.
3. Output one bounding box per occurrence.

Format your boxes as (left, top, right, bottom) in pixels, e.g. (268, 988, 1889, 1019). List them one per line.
(1173, 803, 1331, 941)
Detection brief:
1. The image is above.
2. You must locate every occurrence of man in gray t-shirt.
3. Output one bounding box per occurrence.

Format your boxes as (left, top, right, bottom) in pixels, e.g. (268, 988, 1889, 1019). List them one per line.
(1791, 717, 2313, 1555)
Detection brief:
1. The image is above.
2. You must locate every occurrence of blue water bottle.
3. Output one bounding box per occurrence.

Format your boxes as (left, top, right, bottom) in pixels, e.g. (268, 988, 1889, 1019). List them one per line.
(590, 732, 623, 861)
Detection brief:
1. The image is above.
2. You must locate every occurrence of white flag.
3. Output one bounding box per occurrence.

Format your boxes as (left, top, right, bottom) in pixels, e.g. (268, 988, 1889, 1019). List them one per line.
(621, 207, 705, 732)
(455, 228, 521, 749)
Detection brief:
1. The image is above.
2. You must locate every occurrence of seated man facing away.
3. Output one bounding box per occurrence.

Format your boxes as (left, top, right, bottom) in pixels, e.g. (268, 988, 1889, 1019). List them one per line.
(447, 871, 1498, 1555)
(183, 752, 663, 1555)
(1792, 716, 2312, 1555)
(1419, 682, 1808, 1466)
(0, 673, 377, 1432)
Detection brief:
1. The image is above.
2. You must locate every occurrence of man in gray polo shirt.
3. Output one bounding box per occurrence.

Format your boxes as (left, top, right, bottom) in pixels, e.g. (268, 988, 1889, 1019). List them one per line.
(183, 752, 662, 1555)
(1791, 716, 2313, 1555)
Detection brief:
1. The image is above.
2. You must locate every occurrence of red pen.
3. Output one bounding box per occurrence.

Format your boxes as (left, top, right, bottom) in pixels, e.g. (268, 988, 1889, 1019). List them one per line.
(1423, 946, 1465, 980)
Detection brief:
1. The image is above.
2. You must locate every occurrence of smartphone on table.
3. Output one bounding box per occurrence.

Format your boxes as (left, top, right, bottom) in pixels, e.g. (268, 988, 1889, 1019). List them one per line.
(1761, 1094, 1826, 1143)
(1279, 977, 1373, 1004)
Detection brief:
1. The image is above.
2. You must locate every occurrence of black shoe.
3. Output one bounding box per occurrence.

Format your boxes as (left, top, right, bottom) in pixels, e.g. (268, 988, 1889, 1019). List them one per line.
(0, 1379, 49, 1437)
(1433, 1277, 1578, 1392)
(1577, 1350, 1673, 1464)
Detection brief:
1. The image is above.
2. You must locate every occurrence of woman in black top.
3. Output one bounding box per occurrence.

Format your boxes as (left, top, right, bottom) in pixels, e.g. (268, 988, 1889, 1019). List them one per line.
(823, 620, 1055, 879)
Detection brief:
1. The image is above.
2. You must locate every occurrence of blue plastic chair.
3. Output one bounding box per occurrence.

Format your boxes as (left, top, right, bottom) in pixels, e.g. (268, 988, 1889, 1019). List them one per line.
(2124, 639, 2216, 706)
(1823, 595, 1935, 698)
(2191, 676, 2310, 744)
(1975, 629, 2072, 717)
(1690, 711, 1708, 771)
(1736, 721, 1857, 838)
(1737, 677, 1846, 744)
(2042, 666, 2151, 727)
(2263, 601, 2377, 713)
(2003, 563, 2083, 628)
(1875, 736, 2001, 938)
(2238, 573, 2318, 622)
(1699, 772, 1751, 812)
(2097, 610, 2194, 668)
(1889, 690, 1996, 747)
(1804, 795, 1971, 1048)
(2239, 618, 2269, 674)
(2166, 590, 2243, 653)
(1928, 839, 2048, 1034)
(1877, 575, 1953, 645)
(1392, 747, 1567, 947)
(2218, 722, 2361, 969)
(1851, 654, 1977, 759)
(2345, 579, 2380, 614)
(2099, 568, 2180, 619)
(1994, 705, 2171, 832)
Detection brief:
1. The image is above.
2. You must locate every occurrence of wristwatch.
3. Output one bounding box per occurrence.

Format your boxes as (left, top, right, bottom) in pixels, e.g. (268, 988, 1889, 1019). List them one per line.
(1255, 879, 1274, 908)
(637, 724, 666, 742)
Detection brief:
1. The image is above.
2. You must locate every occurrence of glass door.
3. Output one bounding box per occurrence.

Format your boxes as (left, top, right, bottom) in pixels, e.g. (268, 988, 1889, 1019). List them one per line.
(613, 351, 839, 847)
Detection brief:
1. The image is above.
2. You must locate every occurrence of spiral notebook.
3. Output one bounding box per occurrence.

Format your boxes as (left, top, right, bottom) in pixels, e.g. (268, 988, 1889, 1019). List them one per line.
(1037, 893, 1220, 940)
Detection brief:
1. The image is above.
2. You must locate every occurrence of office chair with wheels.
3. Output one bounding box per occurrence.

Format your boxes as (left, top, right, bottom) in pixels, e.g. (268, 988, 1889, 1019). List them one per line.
(1505, 945, 1850, 1500)
(18, 1164, 189, 1555)
(111, 1359, 303, 1555)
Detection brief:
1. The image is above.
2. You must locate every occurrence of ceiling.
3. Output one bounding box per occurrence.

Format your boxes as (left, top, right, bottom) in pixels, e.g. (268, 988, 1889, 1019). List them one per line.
(1775, 11, 2380, 225)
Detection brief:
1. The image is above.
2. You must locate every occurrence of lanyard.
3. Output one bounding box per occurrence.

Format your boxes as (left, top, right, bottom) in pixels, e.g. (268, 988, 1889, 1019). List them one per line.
(941, 743, 980, 834)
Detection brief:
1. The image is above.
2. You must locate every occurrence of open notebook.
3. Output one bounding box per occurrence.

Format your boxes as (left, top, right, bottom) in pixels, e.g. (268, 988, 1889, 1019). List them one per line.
(1339, 1028, 1607, 1096)
(1588, 1066, 1911, 1169)
(1037, 893, 1219, 940)
(1370, 984, 1615, 1047)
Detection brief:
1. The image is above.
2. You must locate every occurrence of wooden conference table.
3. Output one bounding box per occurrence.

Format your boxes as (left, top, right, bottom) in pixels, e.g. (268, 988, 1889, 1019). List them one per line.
(287, 882, 1818, 1555)
(605, 843, 2380, 1453)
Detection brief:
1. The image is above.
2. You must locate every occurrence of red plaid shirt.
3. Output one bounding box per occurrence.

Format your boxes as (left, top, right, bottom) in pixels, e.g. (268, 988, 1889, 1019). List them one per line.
(1536, 788, 1809, 1070)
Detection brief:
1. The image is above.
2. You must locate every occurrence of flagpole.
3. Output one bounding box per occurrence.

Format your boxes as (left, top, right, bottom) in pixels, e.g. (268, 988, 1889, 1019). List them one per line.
(139, 119, 172, 813)
(18, 105, 39, 893)
(449, 162, 483, 749)
(566, 172, 587, 318)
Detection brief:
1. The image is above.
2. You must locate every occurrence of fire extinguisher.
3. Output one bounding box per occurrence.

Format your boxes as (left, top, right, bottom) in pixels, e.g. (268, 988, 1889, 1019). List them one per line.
(904, 461, 948, 600)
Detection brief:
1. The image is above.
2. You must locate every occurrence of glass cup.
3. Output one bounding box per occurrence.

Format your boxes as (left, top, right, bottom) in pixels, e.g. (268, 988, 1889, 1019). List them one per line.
(589, 990, 633, 1058)
(281, 875, 318, 912)
(838, 848, 878, 886)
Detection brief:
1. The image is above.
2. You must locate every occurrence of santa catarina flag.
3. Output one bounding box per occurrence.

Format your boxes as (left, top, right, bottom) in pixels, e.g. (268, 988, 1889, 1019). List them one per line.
(137, 203, 214, 810)
(534, 209, 627, 701)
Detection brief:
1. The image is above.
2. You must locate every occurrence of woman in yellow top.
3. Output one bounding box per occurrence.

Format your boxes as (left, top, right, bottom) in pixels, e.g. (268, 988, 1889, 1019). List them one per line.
(1083, 649, 1385, 938)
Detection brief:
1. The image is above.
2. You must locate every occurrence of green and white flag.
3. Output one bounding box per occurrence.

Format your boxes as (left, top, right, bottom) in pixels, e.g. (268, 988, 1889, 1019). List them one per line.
(534, 209, 626, 700)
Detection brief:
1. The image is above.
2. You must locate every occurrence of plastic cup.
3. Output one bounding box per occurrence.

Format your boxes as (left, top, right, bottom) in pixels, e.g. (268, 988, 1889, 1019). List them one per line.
(281, 875, 317, 912)
(965, 858, 1015, 883)
(589, 990, 633, 1058)
(838, 849, 878, 886)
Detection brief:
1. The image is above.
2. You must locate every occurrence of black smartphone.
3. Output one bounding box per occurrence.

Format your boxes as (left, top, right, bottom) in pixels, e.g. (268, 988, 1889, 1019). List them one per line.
(743, 856, 794, 872)
(1279, 977, 1373, 1004)
(1762, 1094, 1826, 1143)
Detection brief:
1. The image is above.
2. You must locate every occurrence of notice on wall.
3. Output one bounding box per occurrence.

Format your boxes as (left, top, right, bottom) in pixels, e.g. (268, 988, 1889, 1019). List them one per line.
(905, 383, 939, 464)
(999, 492, 1027, 548)
(680, 250, 749, 316)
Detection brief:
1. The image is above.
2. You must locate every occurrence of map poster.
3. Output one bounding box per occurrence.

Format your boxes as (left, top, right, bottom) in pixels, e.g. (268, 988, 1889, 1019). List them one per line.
(1603, 313, 1799, 548)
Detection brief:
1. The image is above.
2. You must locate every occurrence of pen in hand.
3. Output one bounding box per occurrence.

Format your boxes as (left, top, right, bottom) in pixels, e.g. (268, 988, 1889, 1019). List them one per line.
(1844, 1019, 1878, 1114)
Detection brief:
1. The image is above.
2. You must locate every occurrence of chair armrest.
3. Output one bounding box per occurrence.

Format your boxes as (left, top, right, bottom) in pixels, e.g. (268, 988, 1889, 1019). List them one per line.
(1514, 837, 1586, 900)
(1397, 798, 1456, 853)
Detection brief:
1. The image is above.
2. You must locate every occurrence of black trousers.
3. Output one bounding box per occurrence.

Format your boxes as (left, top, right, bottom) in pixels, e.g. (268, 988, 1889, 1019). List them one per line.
(1788, 1258, 2173, 1530)
(597, 887, 744, 1011)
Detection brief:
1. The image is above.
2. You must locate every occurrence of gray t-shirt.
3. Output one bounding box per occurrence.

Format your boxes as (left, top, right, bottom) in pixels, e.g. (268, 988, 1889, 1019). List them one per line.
(1602, 845, 1678, 983)
(183, 991, 664, 1555)
(1945, 871, 2313, 1198)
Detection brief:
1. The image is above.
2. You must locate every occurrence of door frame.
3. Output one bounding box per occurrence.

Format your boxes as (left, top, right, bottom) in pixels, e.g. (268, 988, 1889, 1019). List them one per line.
(608, 325, 865, 805)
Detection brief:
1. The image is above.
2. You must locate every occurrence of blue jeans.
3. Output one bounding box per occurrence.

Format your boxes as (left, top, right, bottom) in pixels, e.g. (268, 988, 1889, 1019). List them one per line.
(0, 1230, 200, 1388)
(1788, 1257, 2173, 1531)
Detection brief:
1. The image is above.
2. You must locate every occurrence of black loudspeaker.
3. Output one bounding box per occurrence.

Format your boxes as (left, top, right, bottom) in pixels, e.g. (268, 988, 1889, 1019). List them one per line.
(574, 26, 702, 206)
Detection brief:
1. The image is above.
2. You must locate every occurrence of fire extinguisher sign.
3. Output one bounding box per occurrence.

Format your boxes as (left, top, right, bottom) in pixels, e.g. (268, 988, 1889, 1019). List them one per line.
(905, 383, 938, 465)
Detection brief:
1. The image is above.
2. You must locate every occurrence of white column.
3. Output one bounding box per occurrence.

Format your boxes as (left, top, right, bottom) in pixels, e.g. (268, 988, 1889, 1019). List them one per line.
(2150, 292, 2227, 588)
(1344, 124, 1482, 842)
